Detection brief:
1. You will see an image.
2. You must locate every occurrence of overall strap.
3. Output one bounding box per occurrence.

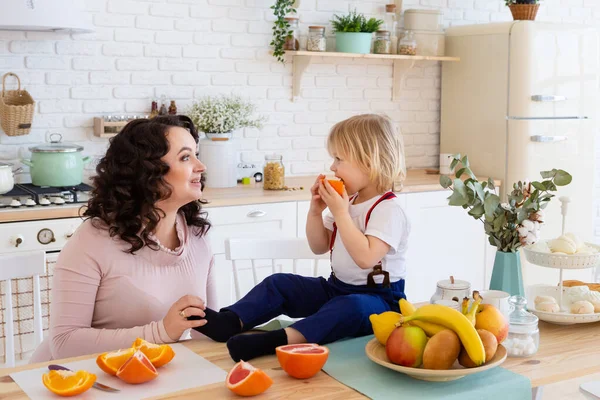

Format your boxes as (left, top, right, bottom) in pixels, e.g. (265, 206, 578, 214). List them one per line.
(329, 191, 396, 252)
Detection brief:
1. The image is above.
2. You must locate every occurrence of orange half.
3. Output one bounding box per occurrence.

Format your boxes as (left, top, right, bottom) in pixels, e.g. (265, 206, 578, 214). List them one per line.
(276, 343, 329, 379)
(226, 361, 273, 397)
(320, 178, 345, 196)
(116, 350, 159, 385)
(132, 338, 175, 368)
(96, 347, 136, 376)
(42, 370, 96, 397)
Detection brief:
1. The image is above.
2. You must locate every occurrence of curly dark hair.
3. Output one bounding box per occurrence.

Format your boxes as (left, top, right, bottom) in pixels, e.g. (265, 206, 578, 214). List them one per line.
(83, 115, 211, 254)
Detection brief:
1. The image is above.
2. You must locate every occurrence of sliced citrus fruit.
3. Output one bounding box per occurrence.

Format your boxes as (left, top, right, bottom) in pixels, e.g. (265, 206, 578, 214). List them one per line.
(116, 350, 159, 384)
(42, 369, 96, 397)
(275, 343, 329, 379)
(96, 347, 136, 376)
(320, 177, 345, 196)
(132, 337, 175, 368)
(226, 361, 273, 397)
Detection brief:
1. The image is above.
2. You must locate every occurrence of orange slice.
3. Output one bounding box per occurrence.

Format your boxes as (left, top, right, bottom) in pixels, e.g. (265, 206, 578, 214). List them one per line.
(42, 370, 96, 397)
(320, 178, 345, 196)
(116, 350, 159, 384)
(132, 338, 175, 368)
(276, 343, 329, 379)
(226, 361, 273, 397)
(96, 347, 136, 376)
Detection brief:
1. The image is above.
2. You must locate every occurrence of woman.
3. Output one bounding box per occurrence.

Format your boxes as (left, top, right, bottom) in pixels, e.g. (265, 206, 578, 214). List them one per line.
(31, 115, 215, 362)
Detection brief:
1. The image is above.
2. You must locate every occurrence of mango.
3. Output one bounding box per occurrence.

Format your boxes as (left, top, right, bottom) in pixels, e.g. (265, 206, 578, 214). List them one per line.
(422, 329, 460, 370)
(475, 304, 509, 344)
(458, 329, 498, 368)
(385, 326, 427, 368)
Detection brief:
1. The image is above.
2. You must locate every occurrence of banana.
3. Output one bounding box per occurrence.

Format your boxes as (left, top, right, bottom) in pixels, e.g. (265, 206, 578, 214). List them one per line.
(465, 292, 482, 326)
(400, 304, 486, 366)
(399, 298, 416, 316)
(461, 297, 470, 315)
(406, 320, 447, 337)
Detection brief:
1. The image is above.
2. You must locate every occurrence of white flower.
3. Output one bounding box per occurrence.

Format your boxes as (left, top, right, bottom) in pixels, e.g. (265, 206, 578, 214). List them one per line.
(517, 227, 529, 237)
(185, 94, 267, 134)
(521, 220, 534, 230)
(500, 203, 511, 211)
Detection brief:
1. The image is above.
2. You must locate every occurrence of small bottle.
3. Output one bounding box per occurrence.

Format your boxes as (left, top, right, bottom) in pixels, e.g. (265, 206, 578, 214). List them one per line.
(398, 30, 417, 55)
(307, 26, 326, 52)
(263, 154, 285, 190)
(149, 100, 159, 118)
(283, 17, 299, 51)
(168, 100, 177, 115)
(159, 95, 167, 116)
(384, 4, 398, 54)
(374, 30, 392, 54)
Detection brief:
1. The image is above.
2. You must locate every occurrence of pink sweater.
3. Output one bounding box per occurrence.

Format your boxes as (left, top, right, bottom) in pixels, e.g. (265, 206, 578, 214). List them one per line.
(30, 213, 216, 362)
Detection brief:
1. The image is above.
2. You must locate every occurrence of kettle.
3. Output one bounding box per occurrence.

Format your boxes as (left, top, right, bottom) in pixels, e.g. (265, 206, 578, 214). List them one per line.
(0, 162, 17, 194)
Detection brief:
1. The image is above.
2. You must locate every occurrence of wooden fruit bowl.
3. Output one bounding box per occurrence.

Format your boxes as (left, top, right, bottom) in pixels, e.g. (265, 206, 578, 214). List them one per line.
(365, 338, 507, 382)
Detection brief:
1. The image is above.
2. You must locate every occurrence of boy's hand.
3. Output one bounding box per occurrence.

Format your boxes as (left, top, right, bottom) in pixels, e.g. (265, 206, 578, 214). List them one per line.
(319, 179, 349, 218)
(309, 174, 327, 215)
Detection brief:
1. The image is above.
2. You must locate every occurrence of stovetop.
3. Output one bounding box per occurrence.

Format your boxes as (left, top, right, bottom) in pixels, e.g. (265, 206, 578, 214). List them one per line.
(0, 183, 92, 209)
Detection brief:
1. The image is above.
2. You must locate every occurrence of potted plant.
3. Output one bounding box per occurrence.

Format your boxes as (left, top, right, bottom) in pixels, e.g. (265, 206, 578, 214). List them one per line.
(505, 0, 541, 21)
(331, 10, 383, 54)
(440, 154, 571, 296)
(185, 94, 267, 141)
(270, 0, 298, 64)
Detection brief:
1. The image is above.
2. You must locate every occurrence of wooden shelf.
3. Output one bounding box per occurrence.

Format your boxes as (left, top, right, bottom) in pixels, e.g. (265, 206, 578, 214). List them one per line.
(283, 51, 460, 102)
(93, 117, 127, 138)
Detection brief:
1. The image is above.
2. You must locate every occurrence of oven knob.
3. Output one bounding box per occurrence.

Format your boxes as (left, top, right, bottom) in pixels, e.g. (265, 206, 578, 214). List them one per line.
(53, 197, 66, 205)
(10, 199, 21, 208)
(25, 199, 36, 207)
(65, 229, 76, 239)
(39, 198, 51, 206)
(11, 235, 24, 248)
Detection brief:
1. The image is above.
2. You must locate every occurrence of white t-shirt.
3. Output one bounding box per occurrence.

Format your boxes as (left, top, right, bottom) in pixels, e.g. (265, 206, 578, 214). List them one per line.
(323, 193, 410, 286)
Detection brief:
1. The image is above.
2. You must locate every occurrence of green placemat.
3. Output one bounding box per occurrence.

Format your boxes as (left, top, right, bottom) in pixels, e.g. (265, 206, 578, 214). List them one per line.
(323, 335, 532, 400)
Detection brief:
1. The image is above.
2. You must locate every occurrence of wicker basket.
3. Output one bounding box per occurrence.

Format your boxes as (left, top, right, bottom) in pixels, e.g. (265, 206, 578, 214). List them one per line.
(509, 4, 540, 21)
(0, 72, 35, 136)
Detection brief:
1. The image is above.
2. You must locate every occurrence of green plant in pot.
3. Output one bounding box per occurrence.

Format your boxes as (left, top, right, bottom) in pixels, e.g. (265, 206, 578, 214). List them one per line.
(270, 0, 298, 63)
(185, 94, 267, 141)
(505, 0, 542, 21)
(440, 154, 571, 296)
(331, 10, 383, 54)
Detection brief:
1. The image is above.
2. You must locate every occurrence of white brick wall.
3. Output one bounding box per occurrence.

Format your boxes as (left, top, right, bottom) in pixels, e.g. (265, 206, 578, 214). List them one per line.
(0, 0, 598, 182)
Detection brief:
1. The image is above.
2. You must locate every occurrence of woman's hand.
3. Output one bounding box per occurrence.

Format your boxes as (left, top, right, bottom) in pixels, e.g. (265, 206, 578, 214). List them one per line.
(309, 174, 327, 215)
(319, 179, 349, 219)
(163, 295, 207, 341)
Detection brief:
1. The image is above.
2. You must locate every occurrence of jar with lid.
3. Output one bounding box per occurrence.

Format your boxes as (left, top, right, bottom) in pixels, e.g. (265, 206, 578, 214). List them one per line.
(398, 30, 417, 55)
(374, 30, 392, 54)
(263, 154, 285, 190)
(284, 17, 299, 51)
(384, 4, 399, 53)
(504, 296, 539, 357)
(429, 276, 471, 304)
(307, 26, 326, 52)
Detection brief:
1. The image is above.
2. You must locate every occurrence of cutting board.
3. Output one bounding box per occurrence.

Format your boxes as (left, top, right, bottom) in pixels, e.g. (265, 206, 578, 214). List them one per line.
(10, 343, 227, 399)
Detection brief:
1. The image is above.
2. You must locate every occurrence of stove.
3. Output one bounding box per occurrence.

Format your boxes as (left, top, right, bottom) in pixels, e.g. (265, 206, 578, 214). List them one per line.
(0, 183, 92, 209)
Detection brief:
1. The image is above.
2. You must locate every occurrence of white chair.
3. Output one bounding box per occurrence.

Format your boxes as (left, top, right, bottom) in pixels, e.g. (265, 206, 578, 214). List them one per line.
(225, 238, 329, 302)
(0, 251, 46, 368)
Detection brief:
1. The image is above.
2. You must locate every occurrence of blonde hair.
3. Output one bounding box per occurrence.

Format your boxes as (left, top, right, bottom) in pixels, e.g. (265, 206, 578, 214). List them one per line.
(327, 114, 406, 193)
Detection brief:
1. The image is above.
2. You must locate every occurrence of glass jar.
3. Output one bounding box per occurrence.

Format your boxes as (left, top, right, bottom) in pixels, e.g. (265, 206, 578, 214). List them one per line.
(384, 4, 398, 53)
(504, 296, 540, 357)
(374, 30, 392, 54)
(284, 17, 299, 51)
(263, 154, 285, 190)
(398, 30, 417, 56)
(307, 26, 326, 52)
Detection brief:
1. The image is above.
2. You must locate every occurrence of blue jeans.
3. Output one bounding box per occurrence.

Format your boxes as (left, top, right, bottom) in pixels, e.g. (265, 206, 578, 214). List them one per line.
(224, 273, 406, 344)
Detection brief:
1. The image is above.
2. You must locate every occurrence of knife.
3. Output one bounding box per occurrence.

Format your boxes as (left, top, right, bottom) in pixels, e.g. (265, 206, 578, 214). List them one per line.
(48, 364, 120, 393)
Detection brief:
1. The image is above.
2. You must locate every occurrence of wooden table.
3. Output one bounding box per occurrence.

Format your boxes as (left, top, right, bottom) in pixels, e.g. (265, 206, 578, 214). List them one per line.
(1, 320, 599, 399)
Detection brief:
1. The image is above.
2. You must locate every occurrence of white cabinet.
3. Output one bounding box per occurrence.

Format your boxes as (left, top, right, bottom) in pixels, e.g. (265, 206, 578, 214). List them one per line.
(207, 202, 298, 309)
(297, 201, 310, 238)
(404, 190, 486, 303)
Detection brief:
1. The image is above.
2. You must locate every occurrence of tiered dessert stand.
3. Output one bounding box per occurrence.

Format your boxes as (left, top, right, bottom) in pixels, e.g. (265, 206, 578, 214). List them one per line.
(523, 197, 600, 325)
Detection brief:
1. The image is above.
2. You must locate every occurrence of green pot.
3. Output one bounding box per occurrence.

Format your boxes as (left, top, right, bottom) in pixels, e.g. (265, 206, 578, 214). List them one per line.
(489, 250, 524, 297)
(335, 32, 373, 54)
(21, 134, 91, 187)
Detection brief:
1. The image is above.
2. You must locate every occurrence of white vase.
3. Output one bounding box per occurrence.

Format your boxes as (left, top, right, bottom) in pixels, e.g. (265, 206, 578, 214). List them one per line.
(205, 131, 233, 141)
(198, 138, 238, 188)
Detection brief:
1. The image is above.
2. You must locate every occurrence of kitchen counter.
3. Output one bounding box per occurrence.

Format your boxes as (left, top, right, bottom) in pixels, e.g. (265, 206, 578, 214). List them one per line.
(0, 169, 499, 223)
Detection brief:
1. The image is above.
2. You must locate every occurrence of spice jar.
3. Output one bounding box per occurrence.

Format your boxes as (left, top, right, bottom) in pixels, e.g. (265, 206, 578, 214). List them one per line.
(284, 17, 299, 51)
(307, 26, 326, 52)
(374, 30, 392, 54)
(504, 296, 539, 357)
(263, 154, 285, 190)
(398, 30, 417, 55)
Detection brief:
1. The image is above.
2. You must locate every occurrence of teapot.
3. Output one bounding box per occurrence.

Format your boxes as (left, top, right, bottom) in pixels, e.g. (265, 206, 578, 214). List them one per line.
(430, 276, 471, 304)
(0, 162, 16, 194)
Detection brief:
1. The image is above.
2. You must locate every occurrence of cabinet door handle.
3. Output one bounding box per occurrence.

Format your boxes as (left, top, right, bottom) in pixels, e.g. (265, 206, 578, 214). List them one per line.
(530, 135, 568, 143)
(531, 95, 567, 102)
(247, 210, 266, 218)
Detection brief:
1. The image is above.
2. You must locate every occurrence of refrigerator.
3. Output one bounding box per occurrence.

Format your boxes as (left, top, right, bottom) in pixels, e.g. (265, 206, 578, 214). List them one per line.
(440, 21, 599, 287)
